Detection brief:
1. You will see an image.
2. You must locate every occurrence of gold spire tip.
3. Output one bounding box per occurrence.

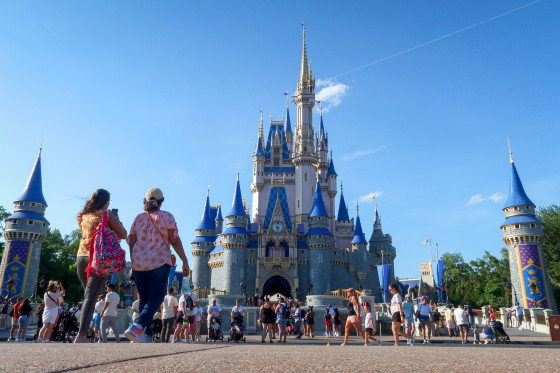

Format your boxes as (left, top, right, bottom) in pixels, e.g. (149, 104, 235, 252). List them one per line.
(507, 138, 514, 163)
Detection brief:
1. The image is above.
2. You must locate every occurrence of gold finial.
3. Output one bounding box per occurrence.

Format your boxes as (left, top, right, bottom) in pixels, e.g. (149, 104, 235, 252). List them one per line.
(311, 162, 320, 181)
(237, 164, 240, 181)
(302, 22, 305, 41)
(285, 90, 289, 108)
(207, 180, 210, 197)
(340, 181, 343, 195)
(507, 138, 514, 163)
(356, 201, 360, 217)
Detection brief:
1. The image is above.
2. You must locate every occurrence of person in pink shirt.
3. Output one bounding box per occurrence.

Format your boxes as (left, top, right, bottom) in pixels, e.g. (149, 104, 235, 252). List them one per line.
(124, 188, 190, 343)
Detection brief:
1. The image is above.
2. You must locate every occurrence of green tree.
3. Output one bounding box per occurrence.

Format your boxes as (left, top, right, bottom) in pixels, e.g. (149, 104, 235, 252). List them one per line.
(0, 205, 11, 258)
(37, 228, 83, 304)
(536, 204, 560, 304)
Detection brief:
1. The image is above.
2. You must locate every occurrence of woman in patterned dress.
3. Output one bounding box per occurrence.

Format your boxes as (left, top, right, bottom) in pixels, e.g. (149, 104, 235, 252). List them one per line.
(124, 188, 190, 343)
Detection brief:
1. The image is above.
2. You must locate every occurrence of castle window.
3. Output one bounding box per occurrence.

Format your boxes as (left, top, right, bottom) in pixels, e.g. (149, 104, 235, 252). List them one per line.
(42, 223, 46, 227)
(28, 221, 34, 225)
(305, 173, 307, 182)
(502, 227, 506, 231)
(274, 159, 279, 167)
(505, 208, 509, 213)
(514, 224, 520, 229)
(514, 207, 519, 211)
(274, 148, 279, 154)
(298, 200, 300, 208)
(31, 203, 36, 207)
(525, 206, 530, 210)
(530, 224, 536, 228)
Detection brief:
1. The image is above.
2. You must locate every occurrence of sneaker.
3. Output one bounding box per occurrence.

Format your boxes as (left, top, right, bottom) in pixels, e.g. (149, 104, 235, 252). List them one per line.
(125, 325, 148, 343)
(7, 338, 12, 342)
(261, 340, 266, 343)
(270, 340, 273, 343)
(35, 338, 42, 343)
(473, 341, 476, 345)
(407, 340, 410, 345)
(484, 340, 489, 344)
(518, 326, 523, 330)
(341, 342, 347, 346)
(428, 339, 432, 343)
(423, 340, 427, 344)
(410, 338, 415, 346)
(172, 339, 181, 343)
(377, 340, 382, 346)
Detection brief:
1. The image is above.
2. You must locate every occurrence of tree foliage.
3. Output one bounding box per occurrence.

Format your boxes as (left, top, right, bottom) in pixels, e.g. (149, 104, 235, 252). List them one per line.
(440, 248, 511, 308)
(0, 205, 11, 257)
(37, 228, 83, 304)
(536, 204, 560, 301)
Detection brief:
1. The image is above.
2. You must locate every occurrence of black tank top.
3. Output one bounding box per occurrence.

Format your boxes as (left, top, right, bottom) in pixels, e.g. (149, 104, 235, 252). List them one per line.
(262, 306, 275, 324)
(347, 299, 356, 316)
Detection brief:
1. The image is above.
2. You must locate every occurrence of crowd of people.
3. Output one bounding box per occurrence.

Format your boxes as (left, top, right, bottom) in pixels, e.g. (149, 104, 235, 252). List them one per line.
(1, 187, 521, 345)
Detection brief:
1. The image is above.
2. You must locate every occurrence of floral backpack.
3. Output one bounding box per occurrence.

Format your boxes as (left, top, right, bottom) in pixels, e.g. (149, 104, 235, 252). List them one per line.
(86, 211, 125, 280)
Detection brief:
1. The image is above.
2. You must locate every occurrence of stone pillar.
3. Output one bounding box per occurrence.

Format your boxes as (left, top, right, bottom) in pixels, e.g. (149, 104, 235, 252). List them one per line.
(481, 306, 489, 325)
(499, 307, 508, 326)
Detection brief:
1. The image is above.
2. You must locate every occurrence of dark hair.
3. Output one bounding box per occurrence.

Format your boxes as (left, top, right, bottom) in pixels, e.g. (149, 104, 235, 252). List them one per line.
(107, 283, 115, 290)
(78, 189, 110, 220)
(389, 283, 400, 292)
(168, 287, 174, 294)
(334, 308, 339, 316)
(144, 198, 164, 212)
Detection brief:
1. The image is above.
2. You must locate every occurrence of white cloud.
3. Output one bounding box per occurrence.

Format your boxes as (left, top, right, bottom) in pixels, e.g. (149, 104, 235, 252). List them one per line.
(466, 192, 505, 206)
(359, 191, 383, 203)
(340, 146, 386, 161)
(315, 79, 349, 112)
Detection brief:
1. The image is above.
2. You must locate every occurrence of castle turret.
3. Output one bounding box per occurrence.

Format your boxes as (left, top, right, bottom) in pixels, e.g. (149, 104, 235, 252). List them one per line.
(251, 112, 266, 220)
(221, 174, 250, 295)
(1, 148, 49, 300)
(501, 147, 557, 312)
(293, 25, 317, 226)
(285, 96, 293, 155)
(215, 204, 223, 235)
(326, 155, 338, 232)
(369, 202, 396, 298)
(306, 180, 333, 295)
(191, 188, 216, 290)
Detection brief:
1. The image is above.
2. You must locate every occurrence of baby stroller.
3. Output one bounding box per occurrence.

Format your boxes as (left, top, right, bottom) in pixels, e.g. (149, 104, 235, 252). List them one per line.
(151, 318, 163, 343)
(206, 315, 223, 342)
(228, 312, 246, 343)
(52, 310, 78, 343)
(491, 321, 510, 344)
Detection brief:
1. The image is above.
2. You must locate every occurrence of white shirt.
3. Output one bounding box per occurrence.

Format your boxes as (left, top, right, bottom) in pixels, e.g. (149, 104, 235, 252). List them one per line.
(194, 306, 203, 322)
(513, 305, 523, 315)
(365, 312, 374, 329)
(94, 301, 106, 314)
(179, 293, 199, 317)
(44, 292, 63, 310)
(162, 295, 178, 319)
(104, 292, 120, 317)
(418, 303, 432, 317)
(207, 304, 222, 318)
(328, 307, 335, 317)
(232, 306, 245, 315)
(454, 308, 468, 326)
(390, 293, 402, 314)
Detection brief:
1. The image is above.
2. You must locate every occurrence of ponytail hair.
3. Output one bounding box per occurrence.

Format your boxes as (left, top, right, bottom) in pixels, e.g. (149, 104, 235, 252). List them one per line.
(78, 189, 110, 220)
(144, 198, 164, 212)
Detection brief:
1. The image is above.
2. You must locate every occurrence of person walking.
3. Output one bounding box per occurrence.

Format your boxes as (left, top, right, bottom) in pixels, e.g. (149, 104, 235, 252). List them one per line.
(341, 288, 366, 346)
(402, 294, 415, 340)
(161, 288, 178, 343)
(8, 297, 22, 341)
(432, 307, 442, 336)
(124, 188, 190, 343)
(417, 296, 433, 343)
(193, 301, 203, 342)
(453, 304, 470, 344)
(275, 296, 290, 343)
(387, 283, 414, 347)
(444, 305, 455, 337)
(363, 304, 381, 346)
(506, 304, 513, 328)
(17, 299, 32, 342)
(74, 189, 127, 343)
(333, 308, 341, 337)
(513, 302, 524, 330)
(293, 303, 303, 339)
(100, 283, 121, 343)
(93, 294, 105, 343)
(260, 297, 275, 343)
(305, 306, 315, 337)
(37, 281, 65, 343)
(0, 298, 9, 329)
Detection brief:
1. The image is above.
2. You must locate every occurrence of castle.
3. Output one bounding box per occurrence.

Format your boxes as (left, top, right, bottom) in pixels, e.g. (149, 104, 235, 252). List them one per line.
(191, 28, 397, 300)
(0, 148, 49, 302)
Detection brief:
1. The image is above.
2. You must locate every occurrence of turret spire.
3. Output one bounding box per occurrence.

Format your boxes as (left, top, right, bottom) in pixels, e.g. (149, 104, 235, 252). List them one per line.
(300, 23, 309, 83)
(16, 146, 47, 206)
(228, 173, 247, 217)
(285, 91, 292, 134)
(196, 186, 215, 230)
(507, 137, 514, 164)
(351, 205, 368, 244)
(309, 181, 329, 218)
(337, 181, 350, 221)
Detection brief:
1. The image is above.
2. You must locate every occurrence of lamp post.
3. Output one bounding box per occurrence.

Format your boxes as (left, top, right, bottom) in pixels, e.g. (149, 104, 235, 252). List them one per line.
(240, 282, 246, 296)
(504, 282, 511, 307)
(6, 279, 15, 302)
(529, 282, 540, 308)
(414, 285, 419, 300)
(308, 284, 313, 296)
(444, 283, 450, 304)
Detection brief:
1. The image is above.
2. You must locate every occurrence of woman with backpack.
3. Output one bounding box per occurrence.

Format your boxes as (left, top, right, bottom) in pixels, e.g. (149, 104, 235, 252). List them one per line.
(73, 189, 127, 343)
(17, 299, 33, 342)
(275, 296, 290, 343)
(124, 188, 190, 343)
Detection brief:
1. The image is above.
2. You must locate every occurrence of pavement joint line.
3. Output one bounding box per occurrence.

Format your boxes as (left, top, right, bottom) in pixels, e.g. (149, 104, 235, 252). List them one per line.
(48, 345, 232, 373)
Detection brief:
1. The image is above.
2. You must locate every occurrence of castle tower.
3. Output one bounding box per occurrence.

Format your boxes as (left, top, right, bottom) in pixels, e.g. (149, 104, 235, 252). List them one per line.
(293, 25, 317, 225)
(191, 187, 216, 290)
(251, 112, 266, 221)
(351, 205, 369, 284)
(326, 155, 338, 233)
(305, 180, 333, 294)
(0, 148, 49, 301)
(285, 96, 294, 155)
(334, 183, 354, 250)
(501, 149, 558, 312)
(369, 202, 396, 299)
(221, 174, 250, 295)
(215, 204, 223, 235)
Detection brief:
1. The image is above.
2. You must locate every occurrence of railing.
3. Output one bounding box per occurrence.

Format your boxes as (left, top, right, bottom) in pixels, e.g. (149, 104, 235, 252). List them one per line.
(193, 287, 227, 299)
(324, 289, 363, 299)
(536, 313, 547, 325)
(262, 257, 292, 264)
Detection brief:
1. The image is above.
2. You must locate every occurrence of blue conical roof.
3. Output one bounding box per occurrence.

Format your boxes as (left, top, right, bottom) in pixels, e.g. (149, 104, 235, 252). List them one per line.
(16, 148, 47, 206)
(227, 176, 247, 217)
(216, 204, 223, 220)
(351, 216, 368, 244)
(196, 192, 215, 230)
(255, 138, 265, 156)
(309, 181, 329, 218)
(286, 107, 292, 134)
(337, 192, 350, 221)
(504, 162, 535, 209)
(327, 159, 337, 176)
(320, 113, 325, 138)
(374, 207, 381, 225)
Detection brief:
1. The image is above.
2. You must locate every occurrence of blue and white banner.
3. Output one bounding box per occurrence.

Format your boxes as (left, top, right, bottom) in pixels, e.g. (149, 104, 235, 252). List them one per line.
(382, 264, 390, 302)
(437, 259, 444, 303)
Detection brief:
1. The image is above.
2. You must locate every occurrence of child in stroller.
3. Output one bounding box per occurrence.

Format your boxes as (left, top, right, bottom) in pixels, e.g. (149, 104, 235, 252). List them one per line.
(491, 321, 510, 344)
(151, 310, 163, 343)
(228, 312, 245, 343)
(206, 315, 223, 342)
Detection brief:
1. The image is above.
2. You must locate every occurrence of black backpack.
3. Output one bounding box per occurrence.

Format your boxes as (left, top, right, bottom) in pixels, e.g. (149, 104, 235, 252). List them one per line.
(185, 295, 194, 311)
(281, 303, 290, 319)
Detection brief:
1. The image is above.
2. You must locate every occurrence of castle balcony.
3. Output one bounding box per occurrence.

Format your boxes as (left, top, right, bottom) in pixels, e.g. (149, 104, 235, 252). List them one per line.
(262, 256, 292, 272)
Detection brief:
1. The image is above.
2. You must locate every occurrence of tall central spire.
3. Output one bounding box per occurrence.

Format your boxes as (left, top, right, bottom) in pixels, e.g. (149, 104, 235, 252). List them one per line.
(300, 23, 309, 84)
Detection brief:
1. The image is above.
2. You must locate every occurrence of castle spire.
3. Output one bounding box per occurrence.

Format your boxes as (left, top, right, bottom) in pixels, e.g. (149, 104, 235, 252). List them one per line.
(16, 146, 47, 206)
(309, 181, 329, 218)
(351, 204, 368, 244)
(300, 23, 309, 84)
(227, 173, 247, 217)
(285, 91, 293, 134)
(504, 157, 535, 209)
(337, 182, 350, 221)
(196, 185, 215, 230)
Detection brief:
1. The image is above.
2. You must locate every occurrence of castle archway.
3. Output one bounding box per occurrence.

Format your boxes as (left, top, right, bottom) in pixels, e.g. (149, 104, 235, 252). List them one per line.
(261, 273, 293, 298)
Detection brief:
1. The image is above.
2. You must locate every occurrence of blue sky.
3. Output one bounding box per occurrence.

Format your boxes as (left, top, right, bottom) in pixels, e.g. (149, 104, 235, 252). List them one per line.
(1, 0, 559, 280)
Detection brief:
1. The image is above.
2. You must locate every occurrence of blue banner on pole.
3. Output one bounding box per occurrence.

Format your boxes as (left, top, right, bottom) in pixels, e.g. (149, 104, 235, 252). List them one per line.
(437, 259, 444, 303)
(111, 273, 117, 284)
(168, 265, 177, 288)
(383, 264, 390, 302)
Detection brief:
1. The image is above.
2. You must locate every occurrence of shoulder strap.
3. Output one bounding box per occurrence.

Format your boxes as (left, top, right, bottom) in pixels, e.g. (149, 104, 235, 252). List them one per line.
(146, 212, 169, 246)
(47, 293, 59, 306)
